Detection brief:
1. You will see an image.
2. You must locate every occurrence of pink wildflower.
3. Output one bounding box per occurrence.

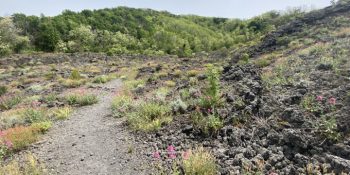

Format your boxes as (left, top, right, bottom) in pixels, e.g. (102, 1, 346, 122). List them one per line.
(5, 140, 12, 149)
(316, 95, 323, 102)
(269, 173, 278, 175)
(31, 101, 41, 108)
(329, 97, 336, 105)
(152, 151, 160, 159)
(0, 131, 4, 137)
(207, 108, 212, 113)
(182, 150, 191, 160)
(167, 145, 176, 159)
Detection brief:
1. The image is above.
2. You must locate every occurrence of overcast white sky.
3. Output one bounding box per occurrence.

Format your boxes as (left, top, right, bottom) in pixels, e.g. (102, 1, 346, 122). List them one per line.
(0, 0, 332, 19)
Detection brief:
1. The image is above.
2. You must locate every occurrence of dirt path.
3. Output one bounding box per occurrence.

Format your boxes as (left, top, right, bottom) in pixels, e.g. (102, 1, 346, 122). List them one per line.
(31, 79, 150, 175)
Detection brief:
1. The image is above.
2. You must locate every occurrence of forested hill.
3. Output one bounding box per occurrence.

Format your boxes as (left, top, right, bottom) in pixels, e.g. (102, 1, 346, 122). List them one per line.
(1, 6, 305, 57)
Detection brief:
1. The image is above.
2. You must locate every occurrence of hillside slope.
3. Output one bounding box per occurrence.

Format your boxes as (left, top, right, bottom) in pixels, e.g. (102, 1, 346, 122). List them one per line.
(219, 1, 350, 174)
(0, 6, 305, 57)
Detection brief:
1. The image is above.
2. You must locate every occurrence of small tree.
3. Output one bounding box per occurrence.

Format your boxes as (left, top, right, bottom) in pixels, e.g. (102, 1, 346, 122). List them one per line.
(68, 25, 95, 52)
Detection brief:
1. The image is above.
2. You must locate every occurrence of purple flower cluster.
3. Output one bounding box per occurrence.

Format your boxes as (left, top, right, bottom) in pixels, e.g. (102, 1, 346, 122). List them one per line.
(152, 145, 191, 160)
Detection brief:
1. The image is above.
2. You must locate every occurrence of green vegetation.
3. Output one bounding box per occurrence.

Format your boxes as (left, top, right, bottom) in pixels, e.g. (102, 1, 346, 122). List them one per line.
(111, 95, 133, 118)
(0, 95, 22, 110)
(192, 111, 223, 136)
(316, 116, 341, 142)
(0, 153, 46, 175)
(199, 65, 222, 109)
(127, 102, 172, 132)
(53, 107, 72, 120)
(65, 93, 98, 106)
(0, 7, 307, 57)
(93, 74, 116, 84)
(183, 147, 217, 175)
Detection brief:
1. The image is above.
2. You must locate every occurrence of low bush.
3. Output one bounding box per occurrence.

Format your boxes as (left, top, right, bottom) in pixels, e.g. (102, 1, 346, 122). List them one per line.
(183, 147, 217, 175)
(170, 98, 187, 114)
(316, 116, 341, 142)
(187, 70, 200, 77)
(111, 95, 132, 118)
(0, 153, 46, 175)
(0, 95, 22, 110)
(127, 102, 172, 132)
(3, 126, 40, 151)
(22, 109, 46, 124)
(65, 93, 98, 106)
(0, 86, 7, 96)
(69, 69, 82, 80)
(31, 121, 52, 133)
(52, 107, 72, 120)
(59, 78, 86, 88)
(192, 111, 223, 135)
(199, 65, 222, 109)
(93, 74, 116, 84)
(164, 80, 176, 87)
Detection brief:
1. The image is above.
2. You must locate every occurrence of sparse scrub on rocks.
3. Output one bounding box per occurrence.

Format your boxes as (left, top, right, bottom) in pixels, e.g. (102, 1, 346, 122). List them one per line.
(316, 116, 341, 142)
(191, 109, 223, 136)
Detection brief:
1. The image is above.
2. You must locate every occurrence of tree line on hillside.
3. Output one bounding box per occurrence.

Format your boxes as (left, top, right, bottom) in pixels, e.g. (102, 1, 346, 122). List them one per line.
(0, 6, 307, 57)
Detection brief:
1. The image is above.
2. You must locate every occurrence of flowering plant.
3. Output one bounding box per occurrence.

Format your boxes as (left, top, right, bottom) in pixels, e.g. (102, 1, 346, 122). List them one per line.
(0, 130, 13, 159)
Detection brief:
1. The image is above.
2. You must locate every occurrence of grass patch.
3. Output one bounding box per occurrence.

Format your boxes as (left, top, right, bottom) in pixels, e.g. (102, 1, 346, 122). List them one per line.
(183, 147, 217, 175)
(0, 95, 22, 110)
(59, 78, 87, 88)
(52, 107, 72, 120)
(127, 102, 172, 132)
(65, 93, 98, 106)
(164, 80, 176, 87)
(192, 111, 223, 136)
(93, 74, 116, 84)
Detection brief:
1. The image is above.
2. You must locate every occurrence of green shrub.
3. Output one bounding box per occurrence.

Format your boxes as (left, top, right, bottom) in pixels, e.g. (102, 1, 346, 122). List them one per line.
(127, 102, 172, 132)
(69, 69, 82, 80)
(189, 77, 199, 86)
(0, 86, 7, 96)
(59, 78, 86, 88)
(180, 89, 190, 100)
(111, 95, 132, 118)
(301, 95, 323, 114)
(32, 121, 52, 133)
(0, 95, 22, 110)
(65, 94, 98, 106)
(43, 93, 58, 103)
(192, 111, 223, 135)
(199, 65, 222, 109)
(164, 80, 176, 87)
(22, 109, 46, 124)
(53, 107, 72, 120)
(93, 74, 116, 84)
(170, 98, 187, 114)
(187, 70, 200, 77)
(317, 116, 341, 142)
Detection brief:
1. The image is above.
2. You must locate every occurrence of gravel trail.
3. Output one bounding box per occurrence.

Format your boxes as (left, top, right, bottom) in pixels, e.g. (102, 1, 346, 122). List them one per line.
(31, 79, 150, 175)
